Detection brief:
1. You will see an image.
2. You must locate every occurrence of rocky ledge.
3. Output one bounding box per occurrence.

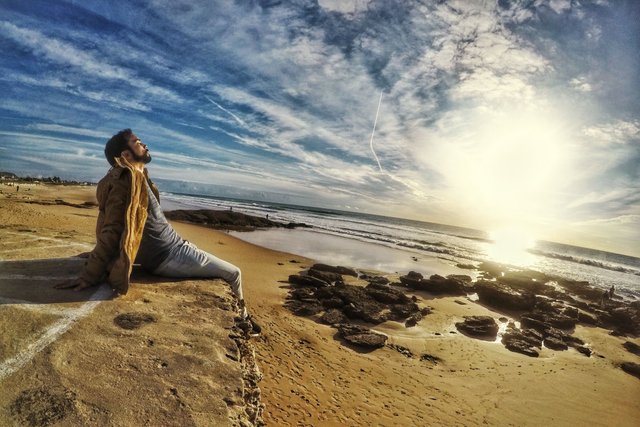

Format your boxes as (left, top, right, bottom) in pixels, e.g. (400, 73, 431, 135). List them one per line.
(285, 262, 640, 379)
(165, 209, 311, 231)
(286, 264, 431, 350)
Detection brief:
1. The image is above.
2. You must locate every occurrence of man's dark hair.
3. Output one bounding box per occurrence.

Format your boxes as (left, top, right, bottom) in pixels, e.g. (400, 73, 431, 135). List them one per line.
(104, 128, 133, 166)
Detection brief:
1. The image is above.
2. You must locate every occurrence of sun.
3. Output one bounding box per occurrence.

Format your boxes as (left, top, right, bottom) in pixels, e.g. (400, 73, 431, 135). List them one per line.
(422, 102, 575, 232)
(467, 110, 570, 218)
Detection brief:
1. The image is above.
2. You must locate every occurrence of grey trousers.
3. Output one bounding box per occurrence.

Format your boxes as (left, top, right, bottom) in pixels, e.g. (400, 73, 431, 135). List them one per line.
(152, 241, 243, 301)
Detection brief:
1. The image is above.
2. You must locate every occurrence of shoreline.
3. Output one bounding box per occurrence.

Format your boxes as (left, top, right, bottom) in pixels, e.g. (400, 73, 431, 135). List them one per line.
(1, 183, 639, 426)
(158, 190, 640, 299)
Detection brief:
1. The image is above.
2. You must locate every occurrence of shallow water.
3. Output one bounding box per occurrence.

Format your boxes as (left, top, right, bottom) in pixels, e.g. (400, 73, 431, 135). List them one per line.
(228, 228, 468, 278)
(161, 192, 640, 297)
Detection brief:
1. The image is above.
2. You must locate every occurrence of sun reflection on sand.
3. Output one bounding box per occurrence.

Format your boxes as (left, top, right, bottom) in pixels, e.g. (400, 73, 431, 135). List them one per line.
(487, 227, 536, 267)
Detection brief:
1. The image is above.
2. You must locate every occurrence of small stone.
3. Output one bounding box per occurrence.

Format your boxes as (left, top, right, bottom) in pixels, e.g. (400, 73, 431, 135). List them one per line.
(575, 345, 592, 357)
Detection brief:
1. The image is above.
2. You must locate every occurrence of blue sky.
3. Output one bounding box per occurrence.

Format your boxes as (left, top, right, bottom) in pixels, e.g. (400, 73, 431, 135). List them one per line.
(0, 0, 638, 256)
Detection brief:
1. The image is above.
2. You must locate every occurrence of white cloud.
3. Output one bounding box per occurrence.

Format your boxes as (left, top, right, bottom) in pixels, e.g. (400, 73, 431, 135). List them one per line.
(0, 21, 182, 103)
(568, 187, 639, 210)
(570, 76, 593, 92)
(583, 120, 640, 145)
(27, 124, 111, 139)
(548, 0, 572, 14)
(318, 0, 370, 15)
(575, 214, 640, 226)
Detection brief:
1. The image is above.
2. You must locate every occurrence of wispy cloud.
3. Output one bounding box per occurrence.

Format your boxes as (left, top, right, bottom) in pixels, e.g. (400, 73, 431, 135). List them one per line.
(204, 96, 246, 127)
(27, 124, 110, 139)
(0, 20, 182, 103)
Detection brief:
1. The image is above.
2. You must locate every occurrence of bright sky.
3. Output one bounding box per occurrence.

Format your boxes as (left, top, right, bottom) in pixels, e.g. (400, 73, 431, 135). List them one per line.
(0, 0, 638, 256)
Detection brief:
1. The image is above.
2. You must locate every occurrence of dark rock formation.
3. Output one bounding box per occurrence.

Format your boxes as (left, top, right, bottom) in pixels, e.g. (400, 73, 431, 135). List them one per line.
(362, 275, 390, 285)
(420, 353, 442, 364)
(623, 341, 640, 356)
(405, 312, 423, 327)
(286, 299, 324, 316)
(456, 263, 477, 270)
(406, 271, 423, 280)
(388, 344, 413, 358)
(521, 310, 576, 330)
(555, 278, 603, 302)
(311, 263, 358, 277)
(321, 297, 344, 309)
(307, 268, 343, 285)
(577, 310, 598, 325)
(365, 282, 412, 304)
(575, 345, 592, 357)
(399, 273, 467, 295)
(455, 316, 498, 339)
(512, 318, 583, 353)
(165, 209, 310, 231)
(343, 300, 388, 324)
(620, 362, 640, 379)
(603, 306, 640, 335)
(448, 274, 473, 283)
(501, 326, 543, 357)
(320, 309, 347, 325)
(287, 270, 423, 327)
(475, 280, 536, 311)
(337, 324, 387, 349)
(290, 288, 315, 300)
(288, 274, 330, 288)
(544, 337, 568, 350)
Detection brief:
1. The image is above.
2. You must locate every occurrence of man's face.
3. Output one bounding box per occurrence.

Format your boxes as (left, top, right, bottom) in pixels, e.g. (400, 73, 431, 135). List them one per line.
(126, 133, 151, 164)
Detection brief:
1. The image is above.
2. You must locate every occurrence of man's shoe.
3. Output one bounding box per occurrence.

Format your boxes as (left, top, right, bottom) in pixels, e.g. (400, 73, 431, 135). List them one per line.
(246, 314, 262, 336)
(238, 314, 262, 337)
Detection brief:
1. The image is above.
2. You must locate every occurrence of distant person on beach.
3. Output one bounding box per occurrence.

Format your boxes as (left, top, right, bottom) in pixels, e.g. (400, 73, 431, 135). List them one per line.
(600, 290, 609, 306)
(600, 286, 617, 307)
(55, 128, 260, 335)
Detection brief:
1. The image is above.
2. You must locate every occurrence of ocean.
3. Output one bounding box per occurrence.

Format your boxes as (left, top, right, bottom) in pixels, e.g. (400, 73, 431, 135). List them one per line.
(160, 192, 640, 300)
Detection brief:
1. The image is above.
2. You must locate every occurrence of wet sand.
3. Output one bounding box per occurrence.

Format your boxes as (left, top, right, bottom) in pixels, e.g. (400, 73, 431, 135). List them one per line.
(1, 182, 639, 426)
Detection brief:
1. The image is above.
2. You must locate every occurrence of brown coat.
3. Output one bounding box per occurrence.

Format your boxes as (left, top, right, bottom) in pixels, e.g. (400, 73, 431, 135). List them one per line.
(80, 162, 159, 294)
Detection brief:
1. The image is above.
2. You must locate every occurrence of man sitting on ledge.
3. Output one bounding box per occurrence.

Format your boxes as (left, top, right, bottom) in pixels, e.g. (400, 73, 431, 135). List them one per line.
(55, 128, 261, 336)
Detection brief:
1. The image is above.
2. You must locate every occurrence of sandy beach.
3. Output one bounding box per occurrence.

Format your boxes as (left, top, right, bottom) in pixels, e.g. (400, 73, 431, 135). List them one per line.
(1, 182, 639, 426)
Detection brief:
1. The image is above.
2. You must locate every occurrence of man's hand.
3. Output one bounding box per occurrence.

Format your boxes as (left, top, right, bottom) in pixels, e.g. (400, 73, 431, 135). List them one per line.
(54, 277, 95, 292)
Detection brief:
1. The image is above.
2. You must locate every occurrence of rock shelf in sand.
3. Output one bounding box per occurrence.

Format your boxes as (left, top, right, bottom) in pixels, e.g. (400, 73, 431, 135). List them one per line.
(286, 263, 640, 378)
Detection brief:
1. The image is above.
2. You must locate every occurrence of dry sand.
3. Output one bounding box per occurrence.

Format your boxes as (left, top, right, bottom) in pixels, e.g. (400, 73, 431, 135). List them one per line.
(1, 182, 639, 426)
(0, 183, 260, 426)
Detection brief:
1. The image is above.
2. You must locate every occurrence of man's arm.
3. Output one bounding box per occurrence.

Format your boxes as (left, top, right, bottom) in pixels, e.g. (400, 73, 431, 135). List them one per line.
(82, 172, 130, 283)
(56, 172, 130, 291)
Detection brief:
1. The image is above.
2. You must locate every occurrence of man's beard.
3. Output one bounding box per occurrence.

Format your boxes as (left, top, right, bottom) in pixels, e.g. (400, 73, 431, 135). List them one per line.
(133, 151, 152, 164)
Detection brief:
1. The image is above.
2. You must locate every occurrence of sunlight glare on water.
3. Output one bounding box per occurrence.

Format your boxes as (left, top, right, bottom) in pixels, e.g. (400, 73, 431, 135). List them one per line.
(487, 227, 536, 267)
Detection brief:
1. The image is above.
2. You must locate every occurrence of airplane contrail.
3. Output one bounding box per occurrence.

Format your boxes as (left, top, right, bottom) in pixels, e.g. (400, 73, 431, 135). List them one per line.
(205, 95, 246, 127)
(369, 91, 384, 172)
